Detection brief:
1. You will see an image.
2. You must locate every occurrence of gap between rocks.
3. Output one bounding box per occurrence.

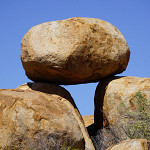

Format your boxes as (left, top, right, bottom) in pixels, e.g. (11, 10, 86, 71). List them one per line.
(62, 83, 98, 117)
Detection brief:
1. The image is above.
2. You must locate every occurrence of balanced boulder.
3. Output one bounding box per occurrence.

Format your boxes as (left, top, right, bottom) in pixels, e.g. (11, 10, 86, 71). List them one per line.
(0, 84, 94, 150)
(21, 17, 130, 84)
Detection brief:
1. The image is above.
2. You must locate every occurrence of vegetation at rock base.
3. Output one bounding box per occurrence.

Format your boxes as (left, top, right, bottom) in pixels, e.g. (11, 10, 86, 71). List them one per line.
(91, 126, 123, 150)
(118, 92, 150, 140)
(91, 92, 150, 150)
(4, 131, 81, 150)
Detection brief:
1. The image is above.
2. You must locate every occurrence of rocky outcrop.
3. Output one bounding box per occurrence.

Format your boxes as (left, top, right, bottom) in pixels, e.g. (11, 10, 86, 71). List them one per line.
(94, 76, 150, 139)
(106, 139, 148, 150)
(0, 85, 94, 149)
(21, 17, 130, 85)
(2, 17, 136, 149)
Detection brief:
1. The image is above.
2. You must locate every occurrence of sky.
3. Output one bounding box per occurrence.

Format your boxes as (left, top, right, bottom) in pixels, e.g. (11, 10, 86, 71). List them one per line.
(0, 0, 150, 116)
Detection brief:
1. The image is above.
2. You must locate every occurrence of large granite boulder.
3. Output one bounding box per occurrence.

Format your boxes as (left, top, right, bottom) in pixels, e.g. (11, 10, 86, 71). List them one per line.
(21, 17, 130, 84)
(0, 84, 94, 150)
(106, 139, 148, 150)
(94, 76, 150, 141)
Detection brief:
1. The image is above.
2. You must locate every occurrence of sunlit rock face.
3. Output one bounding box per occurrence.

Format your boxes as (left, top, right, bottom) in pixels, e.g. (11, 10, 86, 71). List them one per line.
(106, 139, 148, 150)
(0, 85, 94, 150)
(94, 76, 150, 140)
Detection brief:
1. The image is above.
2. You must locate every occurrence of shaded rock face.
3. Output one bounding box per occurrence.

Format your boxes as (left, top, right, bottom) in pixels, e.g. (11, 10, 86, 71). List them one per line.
(94, 76, 150, 139)
(106, 139, 148, 150)
(21, 17, 130, 85)
(0, 86, 94, 150)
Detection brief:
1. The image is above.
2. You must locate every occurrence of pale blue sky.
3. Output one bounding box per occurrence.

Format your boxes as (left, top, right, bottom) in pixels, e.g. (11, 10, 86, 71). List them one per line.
(0, 0, 150, 116)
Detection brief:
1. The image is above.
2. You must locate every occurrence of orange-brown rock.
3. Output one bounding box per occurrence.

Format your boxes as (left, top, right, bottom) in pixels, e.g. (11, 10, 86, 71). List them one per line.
(94, 76, 150, 138)
(0, 84, 95, 150)
(106, 139, 148, 150)
(17, 82, 77, 108)
(82, 115, 94, 127)
(21, 17, 130, 85)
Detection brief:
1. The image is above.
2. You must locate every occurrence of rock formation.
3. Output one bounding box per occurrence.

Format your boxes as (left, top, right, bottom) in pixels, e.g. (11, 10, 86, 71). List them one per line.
(21, 17, 130, 84)
(4, 17, 149, 150)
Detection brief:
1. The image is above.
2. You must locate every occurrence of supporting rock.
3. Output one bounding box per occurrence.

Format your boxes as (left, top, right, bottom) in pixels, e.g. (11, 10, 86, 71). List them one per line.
(0, 84, 95, 150)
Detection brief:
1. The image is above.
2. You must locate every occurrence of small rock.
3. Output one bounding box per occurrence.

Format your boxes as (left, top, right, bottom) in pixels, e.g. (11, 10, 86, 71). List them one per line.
(106, 139, 148, 150)
(83, 115, 94, 127)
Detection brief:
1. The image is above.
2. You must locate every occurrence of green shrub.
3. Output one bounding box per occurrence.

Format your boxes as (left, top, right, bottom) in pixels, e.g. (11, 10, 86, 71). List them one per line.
(118, 92, 150, 140)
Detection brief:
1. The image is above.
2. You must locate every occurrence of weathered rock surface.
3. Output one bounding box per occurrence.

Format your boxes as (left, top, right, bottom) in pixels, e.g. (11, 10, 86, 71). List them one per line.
(17, 82, 77, 108)
(83, 115, 94, 127)
(94, 76, 150, 138)
(0, 85, 94, 149)
(106, 139, 148, 150)
(21, 17, 130, 84)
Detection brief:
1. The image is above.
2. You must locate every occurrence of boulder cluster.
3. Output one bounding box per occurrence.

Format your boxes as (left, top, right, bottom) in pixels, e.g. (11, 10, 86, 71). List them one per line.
(1, 17, 149, 150)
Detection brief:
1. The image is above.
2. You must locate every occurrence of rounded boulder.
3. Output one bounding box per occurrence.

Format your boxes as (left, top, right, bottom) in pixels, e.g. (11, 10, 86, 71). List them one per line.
(21, 17, 130, 84)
